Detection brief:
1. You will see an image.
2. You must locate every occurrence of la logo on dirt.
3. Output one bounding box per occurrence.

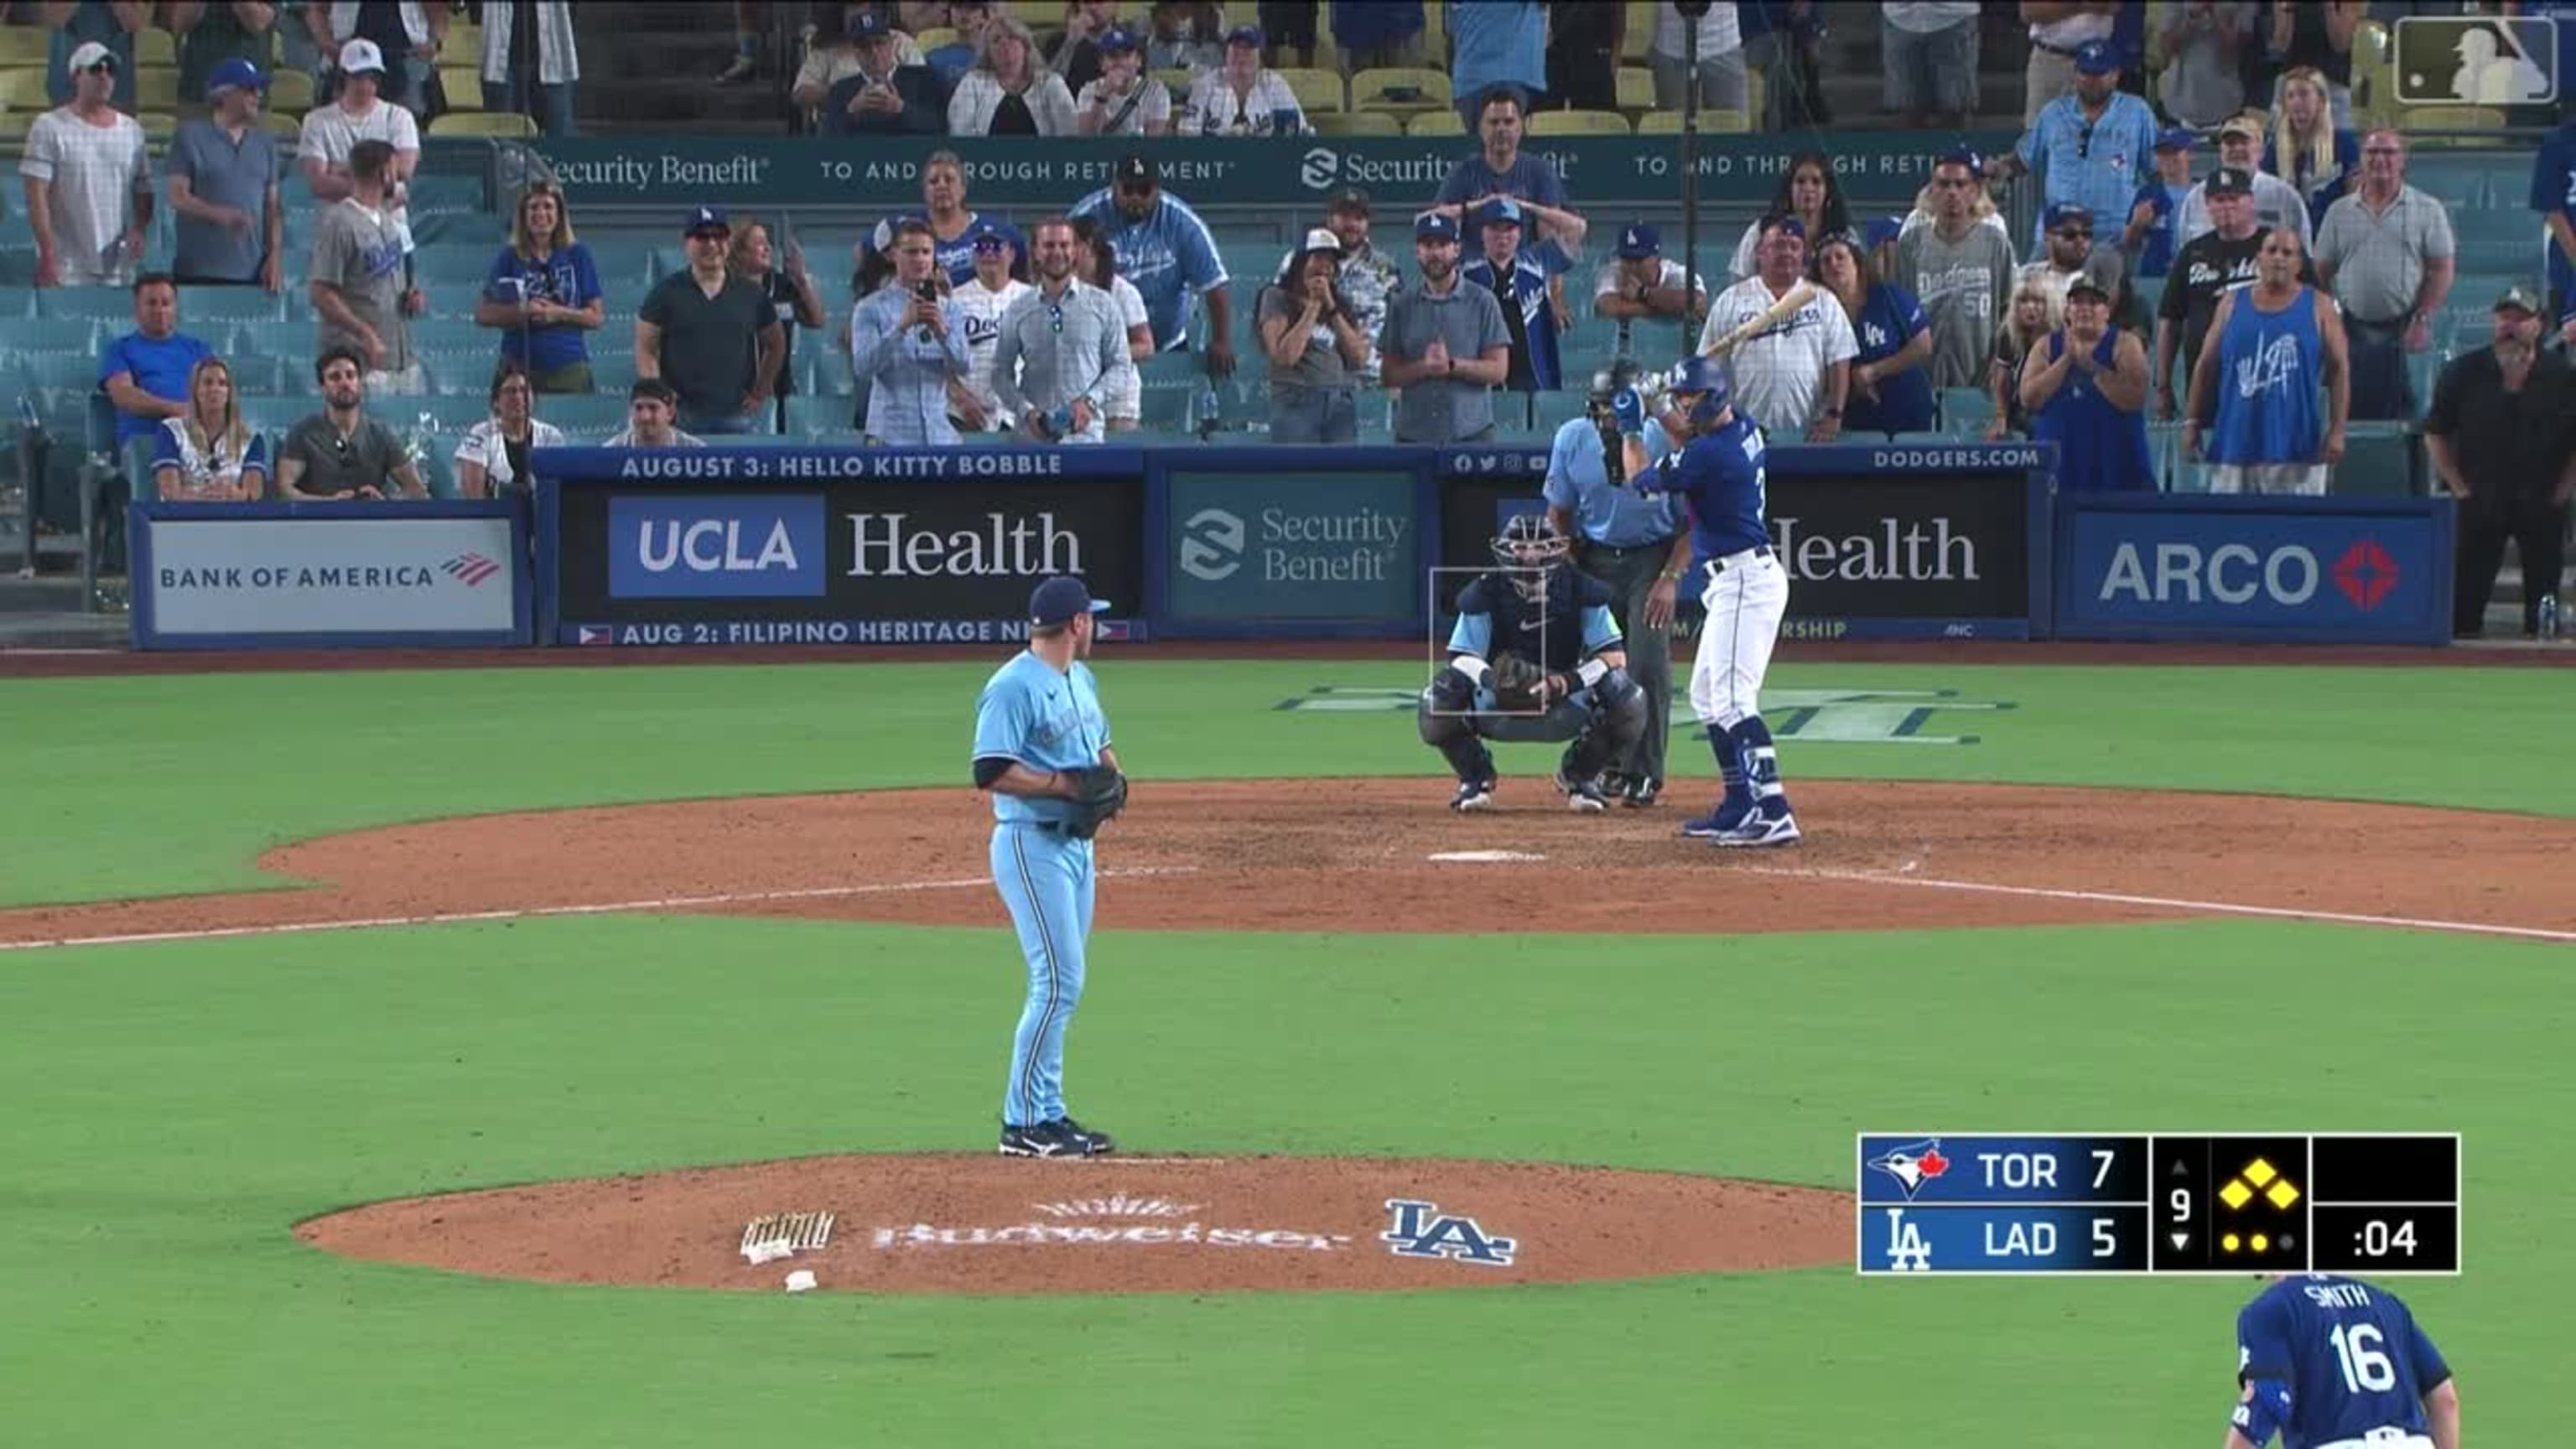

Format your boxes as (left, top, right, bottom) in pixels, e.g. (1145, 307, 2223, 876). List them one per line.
(1282, 687, 2012, 746)
(1382, 1198, 1518, 1266)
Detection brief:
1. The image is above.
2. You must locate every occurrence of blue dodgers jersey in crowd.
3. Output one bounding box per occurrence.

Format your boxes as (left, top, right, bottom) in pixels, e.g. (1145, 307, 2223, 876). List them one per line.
(1067, 190, 1228, 350)
(2532, 120, 2576, 309)
(1647, 416, 1771, 569)
(972, 651, 1111, 827)
(1461, 237, 1575, 390)
(2235, 1275, 2451, 1448)
(485, 242, 605, 372)
(1446, 569, 1623, 675)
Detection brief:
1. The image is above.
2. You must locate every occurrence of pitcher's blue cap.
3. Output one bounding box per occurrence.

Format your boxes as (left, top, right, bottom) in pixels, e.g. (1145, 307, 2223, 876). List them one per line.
(1030, 576, 1112, 626)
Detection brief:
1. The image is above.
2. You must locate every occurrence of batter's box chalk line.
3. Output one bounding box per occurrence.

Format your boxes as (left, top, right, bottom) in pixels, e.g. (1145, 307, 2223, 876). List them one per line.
(1427, 850, 1549, 863)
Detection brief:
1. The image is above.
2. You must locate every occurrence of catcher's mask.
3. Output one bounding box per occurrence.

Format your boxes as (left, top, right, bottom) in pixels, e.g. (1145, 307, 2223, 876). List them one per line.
(1585, 358, 1652, 428)
(1490, 512, 1569, 601)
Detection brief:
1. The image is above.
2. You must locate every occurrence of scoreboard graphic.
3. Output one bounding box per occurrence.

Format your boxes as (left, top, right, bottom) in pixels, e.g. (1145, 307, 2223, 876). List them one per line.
(1856, 1134, 2459, 1276)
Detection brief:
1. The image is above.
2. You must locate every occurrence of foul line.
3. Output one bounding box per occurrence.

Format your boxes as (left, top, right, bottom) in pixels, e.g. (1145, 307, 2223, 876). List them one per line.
(1737, 865, 2576, 945)
(0, 867, 1200, 954)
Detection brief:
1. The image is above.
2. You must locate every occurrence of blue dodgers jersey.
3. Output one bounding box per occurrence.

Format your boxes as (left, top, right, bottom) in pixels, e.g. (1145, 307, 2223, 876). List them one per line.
(1646, 416, 1770, 569)
(1446, 569, 1622, 675)
(2235, 1275, 2452, 1448)
(971, 651, 1111, 826)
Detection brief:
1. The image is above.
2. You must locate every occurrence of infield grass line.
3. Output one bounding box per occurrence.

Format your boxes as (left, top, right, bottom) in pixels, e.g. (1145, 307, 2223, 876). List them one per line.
(1737, 865, 2576, 944)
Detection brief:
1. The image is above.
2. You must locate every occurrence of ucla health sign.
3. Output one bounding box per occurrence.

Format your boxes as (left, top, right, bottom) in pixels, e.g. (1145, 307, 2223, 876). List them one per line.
(1162, 463, 1421, 630)
(2054, 494, 2454, 645)
(607, 494, 825, 598)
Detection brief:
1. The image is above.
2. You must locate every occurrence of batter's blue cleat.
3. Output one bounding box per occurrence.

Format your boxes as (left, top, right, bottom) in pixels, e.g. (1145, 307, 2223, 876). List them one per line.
(1450, 778, 1498, 813)
(1554, 772, 1609, 813)
(1680, 802, 1752, 838)
(1711, 808, 1801, 849)
(1000, 1119, 1114, 1158)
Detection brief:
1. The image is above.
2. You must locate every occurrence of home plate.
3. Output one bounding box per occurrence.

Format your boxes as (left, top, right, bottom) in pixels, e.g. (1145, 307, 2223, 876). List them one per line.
(1427, 849, 1548, 863)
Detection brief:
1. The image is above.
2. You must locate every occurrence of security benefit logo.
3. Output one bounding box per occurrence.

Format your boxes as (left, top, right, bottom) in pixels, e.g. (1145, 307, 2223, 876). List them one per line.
(1177, 505, 1410, 585)
(608, 494, 826, 598)
(2394, 15, 2557, 105)
(1380, 1199, 1518, 1267)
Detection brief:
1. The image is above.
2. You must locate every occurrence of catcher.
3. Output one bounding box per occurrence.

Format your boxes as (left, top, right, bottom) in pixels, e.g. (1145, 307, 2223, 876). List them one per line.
(1418, 512, 1649, 812)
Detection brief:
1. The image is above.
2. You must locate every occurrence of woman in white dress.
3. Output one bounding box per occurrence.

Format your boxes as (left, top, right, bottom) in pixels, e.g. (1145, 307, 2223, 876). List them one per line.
(1072, 216, 1155, 433)
(150, 356, 269, 501)
(454, 362, 568, 499)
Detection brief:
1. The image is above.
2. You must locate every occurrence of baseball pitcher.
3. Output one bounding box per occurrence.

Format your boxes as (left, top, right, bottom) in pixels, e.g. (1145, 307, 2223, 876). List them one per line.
(2227, 1273, 2460, 1449)
(1418, 513, 1649, 812)
(1620, 356, 1800, 847)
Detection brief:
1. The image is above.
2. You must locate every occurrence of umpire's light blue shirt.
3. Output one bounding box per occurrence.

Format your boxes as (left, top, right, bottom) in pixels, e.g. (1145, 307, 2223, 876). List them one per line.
(1067, 190, 1228, 351)
(2015, 90, 2159, 252)
(1543, 415, 1677, 548)
(973, 651, 1110, 827)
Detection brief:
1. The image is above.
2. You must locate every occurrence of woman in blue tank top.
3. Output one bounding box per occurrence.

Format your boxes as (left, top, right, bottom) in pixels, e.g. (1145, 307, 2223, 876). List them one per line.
(1812, 236, 1935, 436)
(2020, 276, 2155, 491)
(2186, 227, 2349, 496)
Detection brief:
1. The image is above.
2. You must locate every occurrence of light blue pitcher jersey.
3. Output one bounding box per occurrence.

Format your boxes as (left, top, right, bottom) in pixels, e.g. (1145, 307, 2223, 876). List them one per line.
(973, 652, 1111, 825)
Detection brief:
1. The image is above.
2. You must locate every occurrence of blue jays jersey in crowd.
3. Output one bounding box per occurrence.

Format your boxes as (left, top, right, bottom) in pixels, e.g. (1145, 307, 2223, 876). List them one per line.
(2235, 1275, 2451, 1449)
(1647, 416, 1771, 569)
(971, 652, 1110, 827)
(1447, 569, 1623, 675)
(1461, 238, 1575, 391)
(1067, 190, 1228, 350)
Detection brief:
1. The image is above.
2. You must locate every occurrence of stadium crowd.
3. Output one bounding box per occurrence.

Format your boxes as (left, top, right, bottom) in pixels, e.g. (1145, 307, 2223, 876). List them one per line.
(8, 1, 2573, 632)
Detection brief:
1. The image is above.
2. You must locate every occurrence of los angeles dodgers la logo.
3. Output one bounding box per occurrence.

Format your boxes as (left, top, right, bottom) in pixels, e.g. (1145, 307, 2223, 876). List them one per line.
(1381, 1198, 1518, 1267)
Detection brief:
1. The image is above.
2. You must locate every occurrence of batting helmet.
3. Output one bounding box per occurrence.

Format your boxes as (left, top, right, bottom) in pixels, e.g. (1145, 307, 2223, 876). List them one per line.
(1490, 511, 1569, 601)
(1669, 355, 1732, 430)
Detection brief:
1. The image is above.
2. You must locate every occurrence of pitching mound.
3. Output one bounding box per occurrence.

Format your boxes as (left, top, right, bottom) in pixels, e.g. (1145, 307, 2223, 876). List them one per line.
(296, 1155, 1846, 1294)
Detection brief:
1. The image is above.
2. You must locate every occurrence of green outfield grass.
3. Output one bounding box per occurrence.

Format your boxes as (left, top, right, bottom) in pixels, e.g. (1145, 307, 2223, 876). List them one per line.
(0, 659, 2558, 1446)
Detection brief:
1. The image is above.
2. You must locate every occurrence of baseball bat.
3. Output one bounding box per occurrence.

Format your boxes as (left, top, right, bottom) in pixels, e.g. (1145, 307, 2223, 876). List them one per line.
(1701, 280, 1819, 359)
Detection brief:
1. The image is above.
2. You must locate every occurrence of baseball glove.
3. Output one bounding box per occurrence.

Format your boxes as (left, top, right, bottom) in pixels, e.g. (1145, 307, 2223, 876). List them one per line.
(1490, 651, 1565, 711)
(1060, 764, 1129, 840)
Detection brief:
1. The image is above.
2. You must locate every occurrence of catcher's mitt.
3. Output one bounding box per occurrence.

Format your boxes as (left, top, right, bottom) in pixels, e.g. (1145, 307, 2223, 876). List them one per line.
(1489, 651, 1562, 711)
(1060, 764, 1129, 840)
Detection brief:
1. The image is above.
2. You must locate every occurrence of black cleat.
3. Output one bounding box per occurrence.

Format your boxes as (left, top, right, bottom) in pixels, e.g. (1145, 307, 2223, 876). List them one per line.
(1000, 1118, 1115, 1158)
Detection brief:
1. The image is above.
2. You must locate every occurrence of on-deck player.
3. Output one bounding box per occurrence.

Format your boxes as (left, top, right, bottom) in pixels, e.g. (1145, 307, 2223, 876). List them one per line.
(1619, 356, 1800, 847)
(2227, 1272, 2459, 1449)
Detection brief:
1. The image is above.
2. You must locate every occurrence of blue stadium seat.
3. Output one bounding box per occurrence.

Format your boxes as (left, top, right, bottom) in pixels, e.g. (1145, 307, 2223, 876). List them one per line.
(2334, 423, 2415, 498)
(13, 318, 102, 352)
(34, 288, 133, 323)
(1938, 386, 1995, 434)
(781, 394, 846, 440)
(2407, 347, 2444, 409)
(2447, 219, 2545, 276)
(181, 288, 288, 325)
(532, 392, 633, 440)
(2407, 155, 2495, 208)
(1135, 352, 1203, 431)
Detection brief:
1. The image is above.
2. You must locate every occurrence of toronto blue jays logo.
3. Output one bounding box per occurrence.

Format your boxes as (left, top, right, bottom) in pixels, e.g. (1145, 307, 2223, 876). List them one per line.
(1865, 1139, 1952, 1201)
(1380, 1198, 1517, 1267)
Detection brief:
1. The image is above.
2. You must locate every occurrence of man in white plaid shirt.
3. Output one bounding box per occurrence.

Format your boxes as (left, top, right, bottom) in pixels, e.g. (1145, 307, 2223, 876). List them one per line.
(21, 42, 151, 288)
(992, 218, 1139, 445)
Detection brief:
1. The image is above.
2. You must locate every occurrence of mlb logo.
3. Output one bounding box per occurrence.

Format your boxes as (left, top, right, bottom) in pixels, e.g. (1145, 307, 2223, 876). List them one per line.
(2393, 16, 2558, 105)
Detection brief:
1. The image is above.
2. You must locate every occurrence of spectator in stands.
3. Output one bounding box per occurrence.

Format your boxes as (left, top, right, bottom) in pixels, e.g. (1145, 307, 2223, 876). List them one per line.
(2538, 116, 2576, 325)
(1992, 39, 2158, 255)
(1077, 26, 1172, 135)
(299, 38, 419, 242)
(1182, 24, 1307, 134)
(1259, 228, 1369, 444)
(2122, 127, 2196, 283)
(1070, 153, 1235, 377)
(2018, 0, 2116, 127)
(1047, 0, 1119, 96)
(2262, 0, 2358, 130)
(310, 139, 424, 395)
(278, 345, 428, 499)
(1987, 275, 2061, 440)
(306, 0, 447, 120)
(22, 41, 151, 288)
(1436, 91, 1572, 218)
(813, 11, 945, 135)
(848, 218, 974, 445)
(2152, 0, 2251, 130)
(2263, 66, 2358, 231)
(1302, 188, 1401, 387)
(1255, 0, 1319, 68)
(470, 1, 580, 137)
(1379, 211, 1510, 444)
(717, 0, 765, 85)
(1879, 3, 1976, 131)
(1701, 216, 1855, 441)
(1737, 0, 1828, 131)
(991, 217, 1138, 444)
(922, 0, 991, 84)
(608, 377, 708, 448)
(476, 181, 602, 394)
(2433, 288, 2575, 638)
(949, 12, 1080, 134)
(102, 275, 214, 501)
(166, 59, 283, 293)
(1332, 0, 1424, 69)
(2022, 274, 2153, 489)
(733, 220, 827, 434)
(150, 355, 270, 501)
(170, 2, 282, 108)
(1068, 218, 1153, 431)
(2156, 167, 2313, 418)
(1463, 198, 1576, 394)
(636, 205, 786, 437)
(2186, 226, 2346, 495)
(2016, 203, 2130, 325)
(2175, 113, 2309, 248)
(1544, 0, 1620, 113)
(870, 151, 1021, 288)
(1446, 0, 1547, 130)
(1815, 233, 1934, 438)
(453, 362, 566, 499)
(948, 230, 1032, 433)
(1727, 151, 1850, 286)
(1893, 150, 2017, 392)
(1594, 222, 1706, 362)
(1863, 215, 1903, 282)
(1144, 0, 1224, 73)
(1898, 148, 2012, 247)
(2314, 130, 2454, 423)
(41, 0, 139, 111)
(1646, 1, 1744, 114)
